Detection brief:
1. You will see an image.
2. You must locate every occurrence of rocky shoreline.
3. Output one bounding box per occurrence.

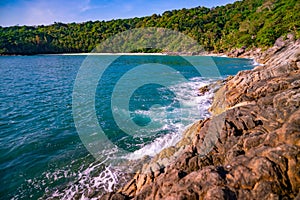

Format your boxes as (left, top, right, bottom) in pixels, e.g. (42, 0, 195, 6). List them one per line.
(101, 37, 300, 200)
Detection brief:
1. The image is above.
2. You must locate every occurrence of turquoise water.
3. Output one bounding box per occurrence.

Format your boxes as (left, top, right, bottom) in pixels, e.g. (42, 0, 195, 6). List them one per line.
(0, 55, 254, 199)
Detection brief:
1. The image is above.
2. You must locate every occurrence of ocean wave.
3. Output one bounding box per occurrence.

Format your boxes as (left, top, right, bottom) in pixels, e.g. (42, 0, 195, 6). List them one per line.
(42, 77, 216, 199)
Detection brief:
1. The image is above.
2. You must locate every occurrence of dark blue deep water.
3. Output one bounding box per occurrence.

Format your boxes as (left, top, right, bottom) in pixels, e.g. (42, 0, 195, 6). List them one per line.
(0, 55, 254, 199)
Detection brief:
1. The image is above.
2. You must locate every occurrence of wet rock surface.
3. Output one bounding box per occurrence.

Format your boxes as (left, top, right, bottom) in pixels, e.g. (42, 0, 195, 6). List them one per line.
(101, 38, 300, 199)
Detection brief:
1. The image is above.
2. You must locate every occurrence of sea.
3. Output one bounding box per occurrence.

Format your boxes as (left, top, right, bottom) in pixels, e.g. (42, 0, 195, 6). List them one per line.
(0, 55, 255, 199)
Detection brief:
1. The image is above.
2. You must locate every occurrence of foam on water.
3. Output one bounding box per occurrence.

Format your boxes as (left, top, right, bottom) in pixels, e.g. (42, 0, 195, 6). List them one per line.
(251, 58, 264, 66)
(11, 153, 124, 200)
(23, 158, 127, 200)
(126, 131, 181, 160)
(46, 162, 121, 200)
(42, 77, 217, 199)
(126, 77, 216, 160)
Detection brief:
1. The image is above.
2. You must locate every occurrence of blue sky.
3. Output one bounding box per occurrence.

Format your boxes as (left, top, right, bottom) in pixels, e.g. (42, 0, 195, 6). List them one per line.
(0, 0, 236, 27)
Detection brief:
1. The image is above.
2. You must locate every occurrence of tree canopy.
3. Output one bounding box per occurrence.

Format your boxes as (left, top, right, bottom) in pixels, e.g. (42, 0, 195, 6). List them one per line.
(0, 0, 299, 55)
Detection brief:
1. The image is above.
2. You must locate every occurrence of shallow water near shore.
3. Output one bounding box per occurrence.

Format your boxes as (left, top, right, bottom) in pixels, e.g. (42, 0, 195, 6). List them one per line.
(0, 55, 255, 199)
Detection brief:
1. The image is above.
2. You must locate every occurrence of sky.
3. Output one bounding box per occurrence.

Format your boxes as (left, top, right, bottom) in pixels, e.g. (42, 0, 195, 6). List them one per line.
(0, 0, 236, 27)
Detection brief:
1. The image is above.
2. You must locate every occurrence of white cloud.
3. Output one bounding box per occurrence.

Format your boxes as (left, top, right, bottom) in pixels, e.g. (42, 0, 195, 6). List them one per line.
(123, 4, 133, 12)
(24, 4, 56, 25)
(0, 0, 100, 26)
(78, 0, 92, 12)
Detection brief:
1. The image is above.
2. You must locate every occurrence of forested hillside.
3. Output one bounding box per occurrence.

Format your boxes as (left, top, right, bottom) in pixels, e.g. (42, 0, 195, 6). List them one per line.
(0, 0, 299, 55)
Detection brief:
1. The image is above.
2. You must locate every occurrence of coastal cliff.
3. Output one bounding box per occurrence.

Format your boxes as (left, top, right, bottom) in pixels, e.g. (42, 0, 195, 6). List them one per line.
(101, 37, 300, 200)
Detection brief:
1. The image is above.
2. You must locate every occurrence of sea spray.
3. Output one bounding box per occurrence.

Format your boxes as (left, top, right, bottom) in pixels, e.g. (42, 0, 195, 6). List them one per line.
(45, 77, 218, 199)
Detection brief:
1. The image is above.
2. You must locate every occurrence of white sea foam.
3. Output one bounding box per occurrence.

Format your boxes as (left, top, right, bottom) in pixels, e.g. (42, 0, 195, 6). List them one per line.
(251, 58, 264, 66)
(42, 160, 125, 200)
(125, 77, 216, 160)
(126, 131, 182, 160)
(44, 77, 217, 199)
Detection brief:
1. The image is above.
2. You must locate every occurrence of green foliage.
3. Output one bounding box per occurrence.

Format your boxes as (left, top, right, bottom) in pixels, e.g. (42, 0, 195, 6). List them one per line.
(131, 48, 162, 53)
(0, 0, 299, 54)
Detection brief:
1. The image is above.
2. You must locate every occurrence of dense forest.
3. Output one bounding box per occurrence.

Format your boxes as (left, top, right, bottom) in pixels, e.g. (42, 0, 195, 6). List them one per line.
(0, 0, 299, 55)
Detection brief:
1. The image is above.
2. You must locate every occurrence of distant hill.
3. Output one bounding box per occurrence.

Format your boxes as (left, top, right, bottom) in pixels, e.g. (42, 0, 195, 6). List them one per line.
(0, 0, 299, 55)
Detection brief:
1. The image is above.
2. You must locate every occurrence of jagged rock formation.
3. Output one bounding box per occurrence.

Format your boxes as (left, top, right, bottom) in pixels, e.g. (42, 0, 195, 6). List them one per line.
(101, 38, 300, 200)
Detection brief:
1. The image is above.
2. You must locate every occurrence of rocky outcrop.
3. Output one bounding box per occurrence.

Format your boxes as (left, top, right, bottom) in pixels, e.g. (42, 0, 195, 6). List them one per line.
(102, 37, 300, 199)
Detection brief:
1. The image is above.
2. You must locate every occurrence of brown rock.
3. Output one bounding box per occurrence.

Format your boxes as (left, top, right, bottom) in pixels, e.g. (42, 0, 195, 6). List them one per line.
(101, 192, 128, 200)
(274, 37, 286, 48)
(198, 85, 209, 95)
(100, 38, 300, 200)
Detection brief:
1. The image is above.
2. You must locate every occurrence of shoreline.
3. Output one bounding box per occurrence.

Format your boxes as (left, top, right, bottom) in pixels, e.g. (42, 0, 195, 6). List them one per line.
(44, 52, 168, 56)
(101, 37, 300, 199)
(0, 51, 255, 57)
